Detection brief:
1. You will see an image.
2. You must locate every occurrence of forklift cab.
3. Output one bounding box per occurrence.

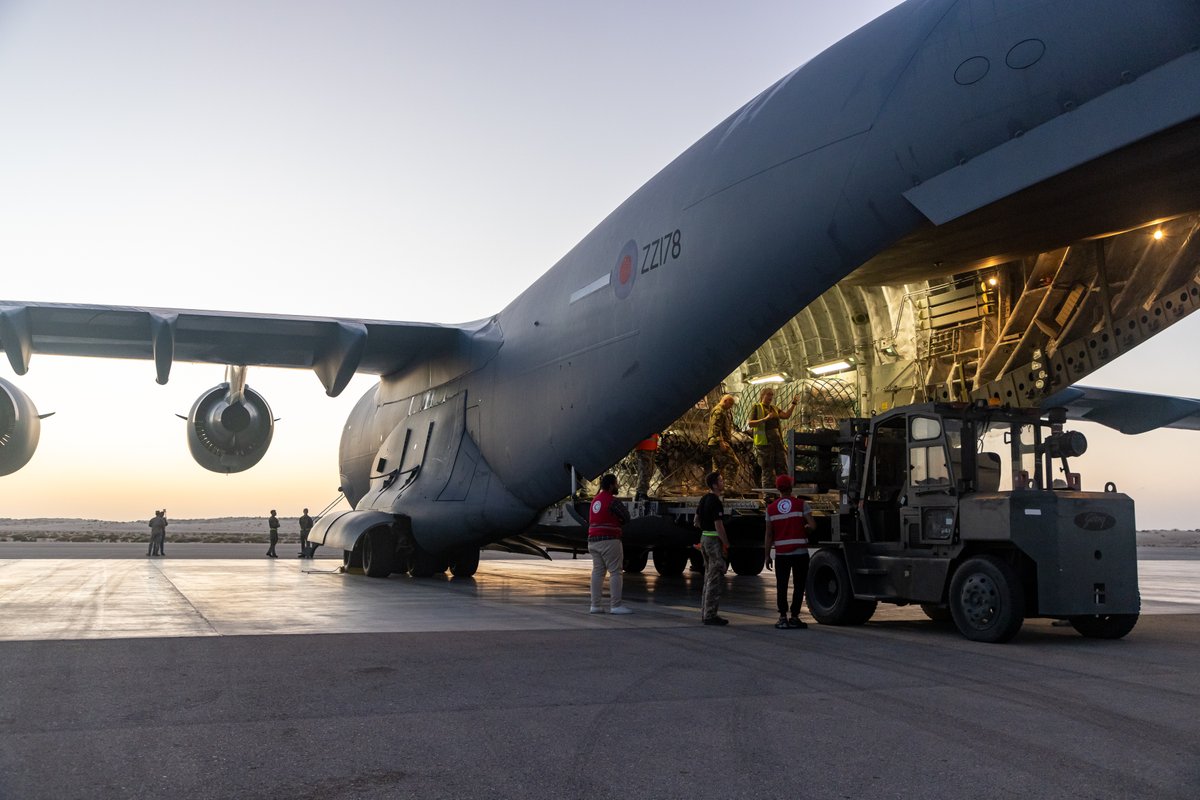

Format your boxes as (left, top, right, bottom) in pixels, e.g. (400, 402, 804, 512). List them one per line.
(854, 403, 1087, 548)
(858, 405, 963, 549)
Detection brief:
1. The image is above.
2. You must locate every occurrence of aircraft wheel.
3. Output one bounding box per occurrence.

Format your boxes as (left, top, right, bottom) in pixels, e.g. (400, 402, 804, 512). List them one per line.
(651, 546, 688, 577)
(449, 547, 480, 578)
(805, 549, 876, 625)
(342, 540, 363, 571)
(949, 555, 1024, 643)
(409, 547, 443, 578)
(920, 603, 953, 623)
(729, 547, 765, 576)
(623, 548, 648, 574)
(1068, 613, 1138, 639)
(361, 528, 395, 578)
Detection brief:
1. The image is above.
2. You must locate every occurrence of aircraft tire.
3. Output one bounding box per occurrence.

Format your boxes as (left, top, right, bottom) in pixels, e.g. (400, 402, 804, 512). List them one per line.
(948, 555, 1024, 643)
(409, 547, 443, 578)
(623, 548, 648, 573)
(361, 528, 396, 578)
(652, 546, 688, 577)
(449, 547, 480, 578)
(1068, 613, 1138, 639)
(805, 548, 877, 626)
(342, 540, 363, 571)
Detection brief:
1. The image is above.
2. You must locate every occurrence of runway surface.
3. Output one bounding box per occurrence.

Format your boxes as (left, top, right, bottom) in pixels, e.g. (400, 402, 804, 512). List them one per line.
(1, 549, 1198, 799)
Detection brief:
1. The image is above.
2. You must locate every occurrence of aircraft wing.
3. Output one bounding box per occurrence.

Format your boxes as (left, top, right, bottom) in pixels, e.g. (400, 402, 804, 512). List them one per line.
(0, 301, 475, 396)
(1042, 385, 1200, 435)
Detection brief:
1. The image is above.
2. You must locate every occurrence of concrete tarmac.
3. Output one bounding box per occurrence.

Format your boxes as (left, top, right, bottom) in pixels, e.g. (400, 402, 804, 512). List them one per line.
(1, 551, 1198, 799)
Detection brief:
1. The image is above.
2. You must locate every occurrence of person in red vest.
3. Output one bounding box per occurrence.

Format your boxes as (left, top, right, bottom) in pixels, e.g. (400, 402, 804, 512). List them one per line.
(633, 434, 660, 500)
(588, 474, 633, 615)
(764, 474, 816, 629)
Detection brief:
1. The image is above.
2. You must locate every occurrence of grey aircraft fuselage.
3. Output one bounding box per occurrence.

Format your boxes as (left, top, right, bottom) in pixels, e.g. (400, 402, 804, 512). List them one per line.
(3, 0, 1200, 560)
(332, 0, 1200, 556)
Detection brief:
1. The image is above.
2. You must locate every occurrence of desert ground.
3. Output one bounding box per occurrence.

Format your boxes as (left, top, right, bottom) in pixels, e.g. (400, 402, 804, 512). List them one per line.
(0, 516, 1196, 547)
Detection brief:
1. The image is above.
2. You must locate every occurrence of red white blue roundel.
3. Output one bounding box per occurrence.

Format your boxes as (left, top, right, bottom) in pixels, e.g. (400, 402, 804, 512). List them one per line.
(612, 239, 639, 299)
(592, 500, 603, 514)
(778, 498, 793, 514)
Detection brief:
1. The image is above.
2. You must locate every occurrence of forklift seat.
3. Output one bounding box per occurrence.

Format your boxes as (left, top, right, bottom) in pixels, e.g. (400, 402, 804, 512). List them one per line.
(978, 452, 1001, 492)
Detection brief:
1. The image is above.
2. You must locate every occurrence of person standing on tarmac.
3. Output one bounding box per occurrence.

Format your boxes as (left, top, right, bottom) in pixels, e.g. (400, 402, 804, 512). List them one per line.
(148, 510, 167, 557)
(747, 387, 798, 488)
(698, 470, 730, 625)
(588, 474, 633, 615)
(707, 394, 740, 485)
(266, 510, 280, 558)
(633, 434, 660, 500)
(764, 474, 816, 629)
(298, 508, 314, 558)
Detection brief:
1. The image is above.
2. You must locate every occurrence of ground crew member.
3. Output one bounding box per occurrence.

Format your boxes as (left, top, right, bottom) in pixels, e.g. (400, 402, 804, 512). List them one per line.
(266, 510, 280, 558)
(707, 394, 740, 485)
(764, 474, 816, 629)
(698, 470, 730, 625)
(588, 474, 633, 615)
(148, 510, 167, 557)
(633, 434, 660, 500)
(748, 387, 797, 488)
(298, 508, 314, 558)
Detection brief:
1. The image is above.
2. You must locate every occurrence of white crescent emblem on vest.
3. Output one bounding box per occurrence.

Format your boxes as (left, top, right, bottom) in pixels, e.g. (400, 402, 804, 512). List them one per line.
(591, 500, 602, 514)
(778, 498, 792, 513)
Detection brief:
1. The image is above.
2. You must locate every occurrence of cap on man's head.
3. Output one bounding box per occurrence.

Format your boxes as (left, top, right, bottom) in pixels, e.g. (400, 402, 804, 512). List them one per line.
(775, 475, 794, 492)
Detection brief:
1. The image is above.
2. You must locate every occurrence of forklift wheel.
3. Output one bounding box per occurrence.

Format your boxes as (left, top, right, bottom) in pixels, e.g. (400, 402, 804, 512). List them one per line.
(805, 549, 877, 626)
(1068, 613, 1138, 639)
(948, 555, 1024, 643)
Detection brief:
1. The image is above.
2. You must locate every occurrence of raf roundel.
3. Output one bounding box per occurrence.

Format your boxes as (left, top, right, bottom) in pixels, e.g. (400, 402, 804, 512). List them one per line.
(778, 498, 792, 514)
(592, 500, 603, 514)
(612, 239, 639, 299)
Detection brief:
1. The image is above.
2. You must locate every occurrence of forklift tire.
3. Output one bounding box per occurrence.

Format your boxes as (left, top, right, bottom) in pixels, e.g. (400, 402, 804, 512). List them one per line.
(1068, 613, 1138, 639)
(361, 528, 396, 578)
(806, 549, 877, 626)
(920, 603, 953, 624)
(623, 549, 648, 574)
(948, 555, 1025, 643)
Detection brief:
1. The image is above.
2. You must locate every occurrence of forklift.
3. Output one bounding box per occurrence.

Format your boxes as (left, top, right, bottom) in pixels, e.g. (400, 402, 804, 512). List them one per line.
(803, 401, 1139, 643)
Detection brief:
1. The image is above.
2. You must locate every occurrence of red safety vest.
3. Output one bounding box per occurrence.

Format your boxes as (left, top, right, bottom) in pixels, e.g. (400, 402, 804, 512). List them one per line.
(589, 491, 623, 538)
(635, 434, 660, 451)
(766, 496, 809, 555)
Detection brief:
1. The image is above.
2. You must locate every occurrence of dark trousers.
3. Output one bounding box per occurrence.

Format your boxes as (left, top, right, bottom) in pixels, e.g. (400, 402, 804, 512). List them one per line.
(774, 552, 810, 617)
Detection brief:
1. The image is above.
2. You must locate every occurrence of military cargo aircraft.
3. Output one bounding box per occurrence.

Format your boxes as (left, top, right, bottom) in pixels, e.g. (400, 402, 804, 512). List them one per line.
(3, 0, 1200, 577)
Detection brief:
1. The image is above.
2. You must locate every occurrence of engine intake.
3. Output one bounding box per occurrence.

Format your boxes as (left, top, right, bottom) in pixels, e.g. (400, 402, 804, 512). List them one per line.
(187, 383, 274, 473)
(0, 377, 41, 476)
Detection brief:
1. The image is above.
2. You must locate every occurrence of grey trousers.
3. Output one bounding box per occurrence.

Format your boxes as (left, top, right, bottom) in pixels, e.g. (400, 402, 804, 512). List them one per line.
(700, 536, 725, 619)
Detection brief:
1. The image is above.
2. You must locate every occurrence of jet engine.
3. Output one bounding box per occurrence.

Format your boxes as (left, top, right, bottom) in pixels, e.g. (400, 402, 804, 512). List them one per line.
(186, 378, 274, 474)
(0, 376, 42, 476)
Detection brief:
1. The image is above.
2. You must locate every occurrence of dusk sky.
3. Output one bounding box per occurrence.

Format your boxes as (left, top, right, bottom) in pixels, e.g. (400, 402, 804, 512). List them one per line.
(1, 1, 1197, 527)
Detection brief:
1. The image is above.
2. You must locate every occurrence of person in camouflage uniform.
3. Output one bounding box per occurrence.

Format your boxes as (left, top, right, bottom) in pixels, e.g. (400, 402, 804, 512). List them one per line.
(747, 386, 798, 488)
(707, 394, 739, 485)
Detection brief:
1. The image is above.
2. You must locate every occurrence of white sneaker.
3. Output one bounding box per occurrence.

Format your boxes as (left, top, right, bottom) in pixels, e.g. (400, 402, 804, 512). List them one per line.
(609, 606, 634, 615)
(589, 606, 605, 614)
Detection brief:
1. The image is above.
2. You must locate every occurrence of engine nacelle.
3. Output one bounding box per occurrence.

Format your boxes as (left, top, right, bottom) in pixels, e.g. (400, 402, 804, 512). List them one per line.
(186, 383, 274, 473)
(0, 377, 41, 476)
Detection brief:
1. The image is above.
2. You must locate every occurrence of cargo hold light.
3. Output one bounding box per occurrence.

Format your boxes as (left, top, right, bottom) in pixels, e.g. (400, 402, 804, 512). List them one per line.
(808, 359, 853, 377)
(748, 373, 788, 385)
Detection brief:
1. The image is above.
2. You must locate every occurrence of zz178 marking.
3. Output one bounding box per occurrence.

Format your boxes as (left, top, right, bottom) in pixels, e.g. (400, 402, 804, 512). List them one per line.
(641, 229, 682, 274)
